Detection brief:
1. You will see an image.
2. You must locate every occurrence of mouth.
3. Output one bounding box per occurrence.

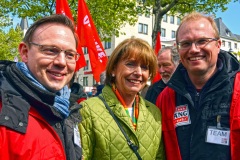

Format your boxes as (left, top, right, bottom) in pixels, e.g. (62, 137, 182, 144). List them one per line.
(189, 56, 205, 61)
(48, 71, 66, 77)
(129, 79, 142, 84)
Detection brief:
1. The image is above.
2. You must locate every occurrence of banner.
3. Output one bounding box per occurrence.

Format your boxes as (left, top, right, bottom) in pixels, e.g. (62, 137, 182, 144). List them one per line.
(56, 0, 86, 71)
(77, 0, 108, 82)
(152, 32, 162, 84)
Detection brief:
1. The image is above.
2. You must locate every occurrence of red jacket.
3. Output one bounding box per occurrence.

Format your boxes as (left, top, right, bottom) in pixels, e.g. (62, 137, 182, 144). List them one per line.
(0, 105, 66, 160)
(157, 72, 240, 160)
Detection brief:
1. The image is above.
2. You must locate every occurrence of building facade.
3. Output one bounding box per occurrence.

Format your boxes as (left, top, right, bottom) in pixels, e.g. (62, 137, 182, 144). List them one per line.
(75, 14, 240, 88)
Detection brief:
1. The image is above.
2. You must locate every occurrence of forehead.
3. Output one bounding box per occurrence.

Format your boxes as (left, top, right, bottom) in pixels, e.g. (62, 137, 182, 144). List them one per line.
(178, 18, 215, 39)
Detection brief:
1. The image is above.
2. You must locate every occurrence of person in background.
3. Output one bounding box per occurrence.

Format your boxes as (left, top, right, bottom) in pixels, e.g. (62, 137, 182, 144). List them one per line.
(79, 37, 165, 160)
(0, 14, 82, 160)
(145, 46, 179, 104)
(91, 83, 98, 97)
(156, 12, 240, 160)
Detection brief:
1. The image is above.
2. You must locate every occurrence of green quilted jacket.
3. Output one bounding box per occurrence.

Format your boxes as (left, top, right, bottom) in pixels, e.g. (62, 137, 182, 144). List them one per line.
(79, 85, 165, 160)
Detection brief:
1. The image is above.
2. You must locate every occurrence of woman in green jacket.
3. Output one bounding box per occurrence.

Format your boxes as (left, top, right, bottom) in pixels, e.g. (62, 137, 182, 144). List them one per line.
(79, 37, 165, 160)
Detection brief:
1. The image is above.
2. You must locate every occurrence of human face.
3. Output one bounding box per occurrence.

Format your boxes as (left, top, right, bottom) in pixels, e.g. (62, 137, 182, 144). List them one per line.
(19, 23, 77, 92)
(177, 18, 221, 78)
(112, 58, 149, 98)
(158, 49, 177, 84)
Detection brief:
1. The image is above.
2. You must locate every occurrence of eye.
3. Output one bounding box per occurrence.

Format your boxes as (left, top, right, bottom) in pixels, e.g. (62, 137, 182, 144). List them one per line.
(125, 61, 137, 68)
(141, 65, 149, 70)
(65, 51, 75, 60)
(180, 41, 191, 48)
(41, 46, 60, 55)
(197, 39, 208, 45)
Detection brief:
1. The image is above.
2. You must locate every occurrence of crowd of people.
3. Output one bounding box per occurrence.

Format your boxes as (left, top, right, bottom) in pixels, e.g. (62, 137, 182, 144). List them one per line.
(0, 11, 239, 160)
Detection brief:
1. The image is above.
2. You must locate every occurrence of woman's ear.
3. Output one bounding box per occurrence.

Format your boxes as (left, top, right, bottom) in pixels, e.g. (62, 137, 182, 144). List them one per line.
(18, 42, 29, 62)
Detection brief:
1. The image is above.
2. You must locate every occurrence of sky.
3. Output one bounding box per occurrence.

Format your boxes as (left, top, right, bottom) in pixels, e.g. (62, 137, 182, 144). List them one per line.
(215, 0, 240, 35)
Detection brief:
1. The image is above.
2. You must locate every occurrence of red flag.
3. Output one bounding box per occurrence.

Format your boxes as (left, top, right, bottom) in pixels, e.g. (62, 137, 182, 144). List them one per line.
(76, 0, 108, 82)
(56, 0, 86, 71)
(152, 32, 162, 84)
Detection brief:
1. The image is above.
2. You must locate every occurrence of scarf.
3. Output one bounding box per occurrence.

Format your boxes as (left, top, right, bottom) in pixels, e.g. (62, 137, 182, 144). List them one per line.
(112, 84, 139, 130)
(16, 62, 70, 118)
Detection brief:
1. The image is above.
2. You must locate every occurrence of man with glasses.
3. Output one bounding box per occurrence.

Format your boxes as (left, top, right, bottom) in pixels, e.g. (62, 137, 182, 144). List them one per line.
(0, 14, 82, 160)
(156, 12, 240, 160)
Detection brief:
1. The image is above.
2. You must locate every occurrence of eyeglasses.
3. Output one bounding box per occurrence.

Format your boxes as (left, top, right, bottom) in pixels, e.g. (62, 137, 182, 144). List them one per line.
(177, 38, 219, 50)
(29, 42, 80, 63)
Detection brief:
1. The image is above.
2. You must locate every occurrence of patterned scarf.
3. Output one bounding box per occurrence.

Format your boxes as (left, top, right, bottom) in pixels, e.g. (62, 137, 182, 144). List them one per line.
(16, 62, 70, 118)
(112, 84, 139, 130)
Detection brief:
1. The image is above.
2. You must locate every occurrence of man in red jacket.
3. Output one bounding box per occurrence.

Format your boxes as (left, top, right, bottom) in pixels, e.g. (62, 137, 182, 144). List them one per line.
(156, 12, 240, 160)
(0, 14, 82, 160)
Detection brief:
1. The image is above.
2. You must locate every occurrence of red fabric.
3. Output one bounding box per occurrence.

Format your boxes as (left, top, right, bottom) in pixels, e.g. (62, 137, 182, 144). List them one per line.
(152, 32, 162, 84)
(156, 87, 181, 160)
(157, 72, 240, 160)
(77, 97, 87, 103)
(0, 105, 66, 160)
(77, 0, 108, 82)
(56, 0, 86, 71)
(230, 72, 240, 160)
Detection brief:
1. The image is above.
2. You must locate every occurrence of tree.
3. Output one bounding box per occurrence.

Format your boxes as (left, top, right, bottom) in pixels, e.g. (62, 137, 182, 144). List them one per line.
(139, 0, 235, 47)
(0, 0, 235, 47)
(0, 26, 23, 61)
(0, 0, 140, 41)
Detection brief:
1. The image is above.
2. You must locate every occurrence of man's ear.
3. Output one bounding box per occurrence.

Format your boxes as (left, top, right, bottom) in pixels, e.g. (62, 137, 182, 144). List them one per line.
(18, 42, 29, 62)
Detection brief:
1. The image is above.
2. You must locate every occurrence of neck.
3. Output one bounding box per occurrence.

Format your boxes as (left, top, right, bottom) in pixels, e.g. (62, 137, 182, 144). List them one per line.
(188, 66, 217, 90)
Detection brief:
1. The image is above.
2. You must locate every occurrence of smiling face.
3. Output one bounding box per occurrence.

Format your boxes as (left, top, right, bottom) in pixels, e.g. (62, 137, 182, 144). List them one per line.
(112, 58, 149, 97)
(177, 18, 221, 78)
(19, 23, 77, 92)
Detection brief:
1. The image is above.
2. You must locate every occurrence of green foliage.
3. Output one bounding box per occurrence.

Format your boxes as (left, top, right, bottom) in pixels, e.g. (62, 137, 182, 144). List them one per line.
(0, 0, 139, 41)
(0, 0, 235, 47)
(0, 27, 23, 61)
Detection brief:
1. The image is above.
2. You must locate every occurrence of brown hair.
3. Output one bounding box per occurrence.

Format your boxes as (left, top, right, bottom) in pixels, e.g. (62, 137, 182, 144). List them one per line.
(23, 14, 78, 47)
(105, 37, 157, 85)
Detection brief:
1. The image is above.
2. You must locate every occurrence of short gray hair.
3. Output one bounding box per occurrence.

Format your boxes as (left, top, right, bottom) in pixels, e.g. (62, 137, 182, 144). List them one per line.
(158, 46, 180, 66)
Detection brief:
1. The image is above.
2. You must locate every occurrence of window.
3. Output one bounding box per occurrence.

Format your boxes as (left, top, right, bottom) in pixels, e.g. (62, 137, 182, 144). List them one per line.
(177, 17, 181, 25)
(83, 47, 88, 54)
(104, 41, 111, 49)
(84, 60, 89, 70)
(234, 43, 237, 49)
(170, 15, 174, 24)
(222, 40, 225, 47)
(171, 30, 176, 38)
(163, 14, 167, 22)
(83, 77, 88, 86)
(138, 23, 148, 34)
(161, 28, 166, 37)
(228, 42, 231, 49)
(145, 8, 150, 18)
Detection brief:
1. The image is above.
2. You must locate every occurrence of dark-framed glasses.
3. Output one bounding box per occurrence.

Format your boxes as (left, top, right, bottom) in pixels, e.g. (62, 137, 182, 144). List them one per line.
(177, 38, 219, 50)
(29, 42, 80, 63)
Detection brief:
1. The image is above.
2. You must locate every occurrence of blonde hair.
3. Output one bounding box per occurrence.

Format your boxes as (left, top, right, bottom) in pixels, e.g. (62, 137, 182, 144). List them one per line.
(176, 12, 220, 42)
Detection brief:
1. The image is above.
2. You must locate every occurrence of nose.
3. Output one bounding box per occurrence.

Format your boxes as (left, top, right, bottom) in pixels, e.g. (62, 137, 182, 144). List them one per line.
(189, 42, 200, 52)
(159, 66, 165, 74)
(53, 51, 67, 66)
(134, 65, 142, 75)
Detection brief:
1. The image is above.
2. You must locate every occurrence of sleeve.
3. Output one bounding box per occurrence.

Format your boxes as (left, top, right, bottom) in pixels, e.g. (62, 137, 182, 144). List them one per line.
(79, 101, 94, 160)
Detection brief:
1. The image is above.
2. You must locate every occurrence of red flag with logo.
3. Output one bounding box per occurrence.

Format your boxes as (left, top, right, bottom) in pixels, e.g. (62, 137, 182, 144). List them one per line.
(152, 32, 162, 83)
(56, 0, 86, 71)
(76, 0, 108, 82)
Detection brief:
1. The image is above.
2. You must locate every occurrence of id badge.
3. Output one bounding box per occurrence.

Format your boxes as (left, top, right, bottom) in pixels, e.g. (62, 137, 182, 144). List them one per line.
(74, 124, 81, 147)
(205, 126, 230, 146)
